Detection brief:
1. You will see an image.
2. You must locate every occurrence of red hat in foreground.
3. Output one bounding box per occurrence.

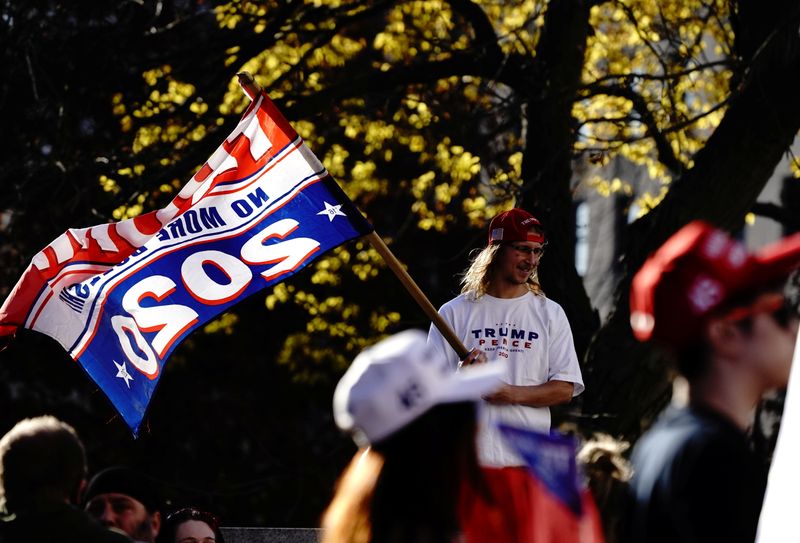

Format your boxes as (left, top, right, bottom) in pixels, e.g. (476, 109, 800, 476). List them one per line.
(488, 208, 545, 245)
(630, 220, 800, 349)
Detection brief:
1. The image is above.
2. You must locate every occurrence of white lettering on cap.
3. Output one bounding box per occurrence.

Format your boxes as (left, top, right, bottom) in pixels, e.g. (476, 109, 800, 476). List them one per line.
(703, 231, 728, 258)
(688, 275, 724, 314)
(727, 244, 747, 268)
(397, 380, 425, 410)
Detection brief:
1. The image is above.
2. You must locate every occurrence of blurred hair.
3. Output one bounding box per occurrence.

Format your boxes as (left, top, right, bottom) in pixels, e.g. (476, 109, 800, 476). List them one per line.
(578, 433, 632, 543)
(460, 240, 544, 299)
(0, 415, 87, 514)
(321, 402, 485, 543)
(577, 433, 632, 486)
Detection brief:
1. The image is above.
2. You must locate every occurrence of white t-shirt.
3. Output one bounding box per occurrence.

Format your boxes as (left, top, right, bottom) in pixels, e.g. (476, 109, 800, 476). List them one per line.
(427, 291, 584, 467)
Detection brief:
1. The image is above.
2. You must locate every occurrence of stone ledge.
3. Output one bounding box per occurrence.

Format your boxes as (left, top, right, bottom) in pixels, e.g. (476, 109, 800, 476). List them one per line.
(220, 527, 322, 543)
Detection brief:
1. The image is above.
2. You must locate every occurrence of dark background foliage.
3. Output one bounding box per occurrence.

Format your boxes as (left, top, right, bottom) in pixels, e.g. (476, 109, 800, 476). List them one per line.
(2, 0, 799, 528)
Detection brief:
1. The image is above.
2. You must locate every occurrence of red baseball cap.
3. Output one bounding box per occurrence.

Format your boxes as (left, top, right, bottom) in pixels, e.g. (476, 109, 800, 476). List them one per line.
(488, 208, 545, 245)
(630, 220, 800, 349)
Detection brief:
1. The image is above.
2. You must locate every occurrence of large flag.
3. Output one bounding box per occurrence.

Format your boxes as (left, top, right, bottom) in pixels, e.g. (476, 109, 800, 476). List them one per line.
(0, 88, 373, 435)
(755, 331, 800, 542)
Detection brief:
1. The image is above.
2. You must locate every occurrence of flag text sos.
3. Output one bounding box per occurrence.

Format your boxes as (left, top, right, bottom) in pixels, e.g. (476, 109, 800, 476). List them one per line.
(111, 218, 319, 377)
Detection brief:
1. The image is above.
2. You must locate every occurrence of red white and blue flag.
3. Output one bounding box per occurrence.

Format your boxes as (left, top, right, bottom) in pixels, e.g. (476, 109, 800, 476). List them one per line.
(499, 424, 584, 515)
(498, 424, 606, 543)
(0, 89, 373, 435)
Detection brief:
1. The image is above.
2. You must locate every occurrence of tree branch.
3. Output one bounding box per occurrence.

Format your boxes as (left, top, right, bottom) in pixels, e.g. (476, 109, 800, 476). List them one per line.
(752, 201, 800, 231)
(282, 49, 530, 119)
(582, 0, 800, 439)
(580, 60, 734, 89)
(590, 85, 684, 175)
(447, 0, 503, 53)
(518, 0, 600, 366)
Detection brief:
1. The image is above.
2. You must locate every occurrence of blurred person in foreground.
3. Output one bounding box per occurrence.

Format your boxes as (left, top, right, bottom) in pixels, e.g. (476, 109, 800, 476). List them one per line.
(158, 507, 224, 543)
(0, 415, 130, 542)
(624, 221, 800, 543)
(321, 329, 505, 543)
(83, 466, 164, 543)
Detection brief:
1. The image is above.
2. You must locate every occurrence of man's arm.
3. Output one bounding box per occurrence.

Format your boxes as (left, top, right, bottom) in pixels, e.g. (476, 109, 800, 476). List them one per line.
(482, 380, 574, 407)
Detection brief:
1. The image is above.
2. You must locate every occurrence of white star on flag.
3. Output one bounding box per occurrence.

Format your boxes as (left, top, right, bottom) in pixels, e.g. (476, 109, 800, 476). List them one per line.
(318, 201, 347, 222)
(113, 360, 134, 389)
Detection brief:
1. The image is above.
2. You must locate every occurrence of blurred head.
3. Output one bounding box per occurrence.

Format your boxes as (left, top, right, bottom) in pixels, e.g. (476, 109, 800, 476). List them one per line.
(462, 208, 546, 297)
(0, 415, 87, 514)
(707, 287, 799, 389)
(83, 466, 162, 542)
(162, 508, 225, 543)
(577, 433, 632, 504)
(333, 329, 504, 447)
(323, 330, 502, 543)
(630, 221, 800, 384)
(322, 402, 481, 543)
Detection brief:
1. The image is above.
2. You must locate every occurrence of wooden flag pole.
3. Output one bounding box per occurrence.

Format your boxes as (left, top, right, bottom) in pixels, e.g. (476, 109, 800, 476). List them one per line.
(364, 232, 469, 360)
(237, 71, 260, 100)
(235, 72, 470, 360)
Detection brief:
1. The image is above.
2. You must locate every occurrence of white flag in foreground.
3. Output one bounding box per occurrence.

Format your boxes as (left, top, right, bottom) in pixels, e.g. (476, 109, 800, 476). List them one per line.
(756, 331, 800, 542)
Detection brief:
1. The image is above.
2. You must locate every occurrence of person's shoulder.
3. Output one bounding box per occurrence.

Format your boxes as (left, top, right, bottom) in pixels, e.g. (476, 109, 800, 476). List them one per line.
(684, 406, 752, 456)
(539, 294, 562, 310)
(641, 406, 712, 440)
(632, 408, 698, 461)
(439, 292, 473, 310)
(633, 406, 747, 473)
(659, 405, 747, 447)
(0, 505, 131, 543)
(526, 293, 569, 318)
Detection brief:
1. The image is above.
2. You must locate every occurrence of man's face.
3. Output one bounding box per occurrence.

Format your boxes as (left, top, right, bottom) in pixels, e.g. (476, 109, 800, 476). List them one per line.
(85, 492, 160, 543)
(493, 240, 545, 287)
(736, 292, 800, 390)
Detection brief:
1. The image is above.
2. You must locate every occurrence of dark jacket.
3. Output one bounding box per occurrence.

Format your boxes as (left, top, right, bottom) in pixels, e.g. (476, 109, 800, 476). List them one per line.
(624, 405, 767, 543)
(0, 503, 131, 543)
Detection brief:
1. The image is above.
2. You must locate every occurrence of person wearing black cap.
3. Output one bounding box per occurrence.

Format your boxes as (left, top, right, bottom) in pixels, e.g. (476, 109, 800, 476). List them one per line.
(427, 208, 584, 541)
(624, 221, 800, 543)
(83, 466, 163, 543)
(0, 416, 131, 543)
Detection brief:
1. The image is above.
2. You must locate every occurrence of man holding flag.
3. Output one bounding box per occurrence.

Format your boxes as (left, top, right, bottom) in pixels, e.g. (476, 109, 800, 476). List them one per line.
(427, 208, 586, 541)
(0, 74, 373, 436)
(626, 221, 800, 543)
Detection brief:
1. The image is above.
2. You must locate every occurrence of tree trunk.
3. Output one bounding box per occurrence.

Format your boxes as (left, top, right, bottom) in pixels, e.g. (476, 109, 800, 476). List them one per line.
(582, 0, 800, 439)
(520, 0, 600, 361)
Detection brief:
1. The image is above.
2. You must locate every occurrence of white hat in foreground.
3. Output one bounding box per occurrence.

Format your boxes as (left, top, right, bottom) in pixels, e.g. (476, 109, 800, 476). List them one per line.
(333, 329, 505, 446)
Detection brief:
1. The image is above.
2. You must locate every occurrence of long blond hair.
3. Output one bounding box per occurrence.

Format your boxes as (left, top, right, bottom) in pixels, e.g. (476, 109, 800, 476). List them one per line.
(321, 448, 382, 543)
(321, 403, 482, 543)
(460, 244, 544, 299)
